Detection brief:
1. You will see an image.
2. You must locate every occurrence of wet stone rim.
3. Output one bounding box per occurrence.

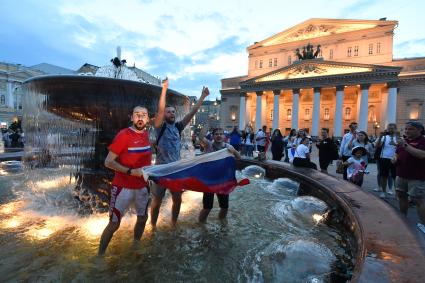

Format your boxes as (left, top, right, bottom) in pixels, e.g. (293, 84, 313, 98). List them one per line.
(237, 158, 425, 283)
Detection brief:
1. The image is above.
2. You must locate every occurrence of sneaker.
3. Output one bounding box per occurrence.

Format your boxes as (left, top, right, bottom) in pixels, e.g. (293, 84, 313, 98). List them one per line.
(373, 188, 380, 192)
(379, 192, 385, 199)
(388, 189, 394, 195)
(417, 223, 425, 234)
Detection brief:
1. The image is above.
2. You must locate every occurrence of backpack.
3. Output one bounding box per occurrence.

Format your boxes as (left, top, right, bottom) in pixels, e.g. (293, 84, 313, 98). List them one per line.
(152, 122, 184, 152)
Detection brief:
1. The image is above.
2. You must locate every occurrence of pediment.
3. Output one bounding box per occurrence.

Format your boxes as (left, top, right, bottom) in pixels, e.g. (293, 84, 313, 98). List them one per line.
(246, 60, 401, 83)
(251, 18, 397, 48)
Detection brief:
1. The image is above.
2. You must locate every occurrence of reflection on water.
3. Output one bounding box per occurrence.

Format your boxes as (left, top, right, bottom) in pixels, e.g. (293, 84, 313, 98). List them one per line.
(0, 169, 353, 282)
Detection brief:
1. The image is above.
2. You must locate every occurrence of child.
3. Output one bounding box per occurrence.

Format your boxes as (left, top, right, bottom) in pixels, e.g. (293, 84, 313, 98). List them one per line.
(344, 146, 368, 187)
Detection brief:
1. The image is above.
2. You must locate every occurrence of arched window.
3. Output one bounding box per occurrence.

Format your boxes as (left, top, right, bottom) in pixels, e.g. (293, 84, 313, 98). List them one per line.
(323, 108, 330, 120)
(304, 108, 310, 120)
(286, 108, 292, 120)
(368, 105, 376, 122)
(345, 107, 351, 120)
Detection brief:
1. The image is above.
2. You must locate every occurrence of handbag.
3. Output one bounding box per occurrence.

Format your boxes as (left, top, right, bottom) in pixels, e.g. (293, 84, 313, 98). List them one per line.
(373, 136, 385, 160)
(336, 160, 344, 174)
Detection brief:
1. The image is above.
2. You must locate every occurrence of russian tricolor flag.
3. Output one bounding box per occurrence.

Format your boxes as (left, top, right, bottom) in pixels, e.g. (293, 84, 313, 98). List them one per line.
(143, 149, 249, 194)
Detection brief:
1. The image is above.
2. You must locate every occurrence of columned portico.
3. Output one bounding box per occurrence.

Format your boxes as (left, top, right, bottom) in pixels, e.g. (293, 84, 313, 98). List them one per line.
(311, 87, 321, 137)
(255, 91, 263, 130)
(334, 85, 345, 137)
(358, 84, 370, 131)
(272, 89, 281, 130)
(238, 92, 247, 129)
(386, 82, 398, 125)
(292, 88, 300, 130)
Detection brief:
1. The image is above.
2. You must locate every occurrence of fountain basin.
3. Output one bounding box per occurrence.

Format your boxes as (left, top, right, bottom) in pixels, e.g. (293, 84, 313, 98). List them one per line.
(237, 158, 425, 282)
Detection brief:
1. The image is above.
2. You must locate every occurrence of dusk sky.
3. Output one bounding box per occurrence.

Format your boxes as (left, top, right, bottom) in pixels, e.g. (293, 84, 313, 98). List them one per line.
(1, 0, 424, 100)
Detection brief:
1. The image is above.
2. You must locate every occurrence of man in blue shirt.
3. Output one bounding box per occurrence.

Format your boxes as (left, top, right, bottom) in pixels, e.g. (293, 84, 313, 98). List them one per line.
(150, 80, 210, 228)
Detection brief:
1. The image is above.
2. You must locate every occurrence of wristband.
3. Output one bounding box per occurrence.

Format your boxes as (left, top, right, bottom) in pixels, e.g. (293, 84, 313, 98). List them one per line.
(127, 168, 132, 175)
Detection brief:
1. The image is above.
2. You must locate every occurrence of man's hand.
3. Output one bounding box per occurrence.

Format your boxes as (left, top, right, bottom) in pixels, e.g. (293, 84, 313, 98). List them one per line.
(162, 77, 169, 89)
(131, 168, 144, 178)
(201, 86, 210, 99)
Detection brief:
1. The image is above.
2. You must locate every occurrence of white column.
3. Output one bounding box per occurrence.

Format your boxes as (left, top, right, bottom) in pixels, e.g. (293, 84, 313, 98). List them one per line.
(255, 91, 263, 131)
(387, 82, 398, 124)
(358, 84, 370, 132)
(238, 93, 247, 130)
(333, 86, 344, 137)
(6, 81, 14, 109)
(291, 89, 299, 129)
(311, 87, 321, 137)
(272, 89, 281, 130)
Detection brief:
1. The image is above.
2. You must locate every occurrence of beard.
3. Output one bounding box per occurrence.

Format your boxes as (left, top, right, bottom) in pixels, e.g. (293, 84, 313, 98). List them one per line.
(133, 121, 146, 131)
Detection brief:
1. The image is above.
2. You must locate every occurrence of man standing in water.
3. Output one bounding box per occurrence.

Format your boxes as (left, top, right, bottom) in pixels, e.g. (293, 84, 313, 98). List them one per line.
(98, 80, 168, 256)
(150, 83, 210, 228)
(198, 121, 241, 223)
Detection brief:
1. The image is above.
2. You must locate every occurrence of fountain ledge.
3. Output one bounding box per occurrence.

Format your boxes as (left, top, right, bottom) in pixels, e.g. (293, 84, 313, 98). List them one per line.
(237, 158, 425, 283)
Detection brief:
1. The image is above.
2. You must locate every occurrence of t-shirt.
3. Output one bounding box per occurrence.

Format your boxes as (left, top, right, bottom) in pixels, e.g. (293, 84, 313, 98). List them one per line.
(255, 130, 266, 146)
(109, 128, 152, 189)
(347, 157, 366, 179)
(294, 144, 309, 158)
(156, 121, 184, 164)
(395, 135, 425, 180)
(340, 132, 355, 157)
(378, 135, 397, 159)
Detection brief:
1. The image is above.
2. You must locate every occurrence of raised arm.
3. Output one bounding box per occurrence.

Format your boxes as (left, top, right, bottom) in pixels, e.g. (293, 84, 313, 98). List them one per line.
(181, 86, 210, 127)
(154, 78, 169, 128)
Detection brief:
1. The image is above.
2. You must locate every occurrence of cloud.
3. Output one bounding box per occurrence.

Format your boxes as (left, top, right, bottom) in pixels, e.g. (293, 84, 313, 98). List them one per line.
(394, 38, 425, 58)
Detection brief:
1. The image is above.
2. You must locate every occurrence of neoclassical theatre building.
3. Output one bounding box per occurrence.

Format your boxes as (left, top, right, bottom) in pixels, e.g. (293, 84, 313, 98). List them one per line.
(220, 18, 425, 137)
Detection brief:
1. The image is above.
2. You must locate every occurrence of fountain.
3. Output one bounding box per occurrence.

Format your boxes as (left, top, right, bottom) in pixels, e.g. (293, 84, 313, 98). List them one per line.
(20, 60, 189, 212)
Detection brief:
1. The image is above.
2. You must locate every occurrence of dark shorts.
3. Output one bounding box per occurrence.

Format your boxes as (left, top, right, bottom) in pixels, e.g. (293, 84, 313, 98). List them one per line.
(202, 193, 229, 209)
(379, 158, 396, 178)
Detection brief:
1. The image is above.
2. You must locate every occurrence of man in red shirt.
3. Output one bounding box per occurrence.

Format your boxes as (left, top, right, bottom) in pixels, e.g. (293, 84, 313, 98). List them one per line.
(393, 121, 425, 230)
(98, 80, 168, 256)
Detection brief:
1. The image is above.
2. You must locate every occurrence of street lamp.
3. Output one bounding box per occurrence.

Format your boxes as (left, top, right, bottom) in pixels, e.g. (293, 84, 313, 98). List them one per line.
(373, 121, 380, 137)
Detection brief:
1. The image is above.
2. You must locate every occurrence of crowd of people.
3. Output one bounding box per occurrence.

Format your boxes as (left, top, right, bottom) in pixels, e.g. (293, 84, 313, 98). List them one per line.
(198, 120, 425, 234)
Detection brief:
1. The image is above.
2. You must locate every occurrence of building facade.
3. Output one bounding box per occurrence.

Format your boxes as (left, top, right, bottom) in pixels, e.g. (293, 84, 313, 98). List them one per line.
(220, 18, 425, 137)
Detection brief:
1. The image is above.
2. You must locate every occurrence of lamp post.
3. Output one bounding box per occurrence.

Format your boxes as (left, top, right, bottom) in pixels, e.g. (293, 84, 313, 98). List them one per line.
(373, 121, 380, 138)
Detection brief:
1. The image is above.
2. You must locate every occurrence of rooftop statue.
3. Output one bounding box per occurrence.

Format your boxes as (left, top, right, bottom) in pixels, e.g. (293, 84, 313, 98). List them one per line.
(295, 44, 321, 60)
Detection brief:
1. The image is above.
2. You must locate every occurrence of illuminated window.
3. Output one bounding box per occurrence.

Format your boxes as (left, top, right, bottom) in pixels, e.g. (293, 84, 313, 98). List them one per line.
(229, 105, 238, 121)
(354, 46, 359, 56)
(259, 60, 263, 68)
(324, 108, 330, 120)
(347, 47, 352, 57)
(377, 42, 381, 54)
(368, 105, 376, 122)
(274, 58, 277, 66)
(329, 49, 333, 59)
(286, 108, 292, 120)
(288, 55, 292, 65)
(269, 59, 272, 67)
(369, 43, 373, 55)
(410, 105, 420, 120)
(345, 107, 351, 120)
(304, 108, 310, 120)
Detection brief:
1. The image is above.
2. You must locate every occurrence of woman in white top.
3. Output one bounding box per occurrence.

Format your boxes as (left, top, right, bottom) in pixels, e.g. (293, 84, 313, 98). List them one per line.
(293, 137, 317, 169)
